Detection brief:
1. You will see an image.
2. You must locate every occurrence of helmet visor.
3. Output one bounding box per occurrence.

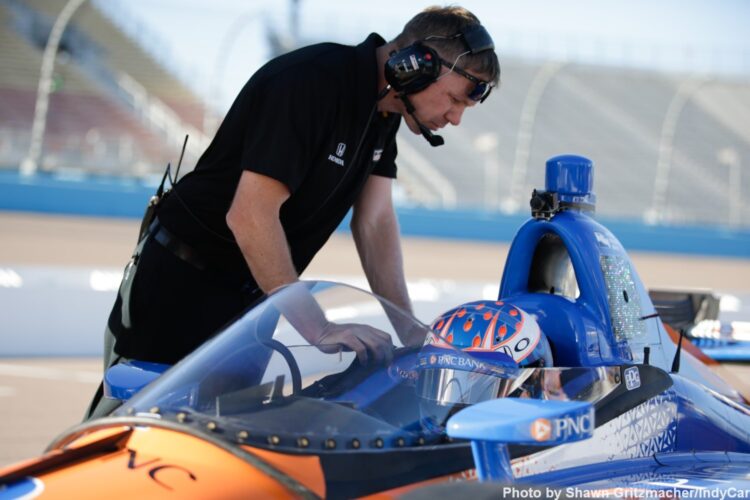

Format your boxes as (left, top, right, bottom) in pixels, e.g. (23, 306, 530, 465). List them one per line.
(417, 366, 513, 406)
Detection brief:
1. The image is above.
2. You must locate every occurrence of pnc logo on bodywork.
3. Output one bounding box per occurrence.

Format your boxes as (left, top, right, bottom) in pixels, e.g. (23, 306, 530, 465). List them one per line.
(530, 412, 594, 442)
(530, 418, 551, 441)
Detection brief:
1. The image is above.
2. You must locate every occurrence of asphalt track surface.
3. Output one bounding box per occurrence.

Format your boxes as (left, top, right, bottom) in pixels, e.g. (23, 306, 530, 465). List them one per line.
(1, 212, 749, 468)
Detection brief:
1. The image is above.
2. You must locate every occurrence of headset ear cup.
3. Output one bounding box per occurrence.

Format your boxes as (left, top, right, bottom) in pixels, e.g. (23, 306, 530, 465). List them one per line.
(384, 43, 441, 95)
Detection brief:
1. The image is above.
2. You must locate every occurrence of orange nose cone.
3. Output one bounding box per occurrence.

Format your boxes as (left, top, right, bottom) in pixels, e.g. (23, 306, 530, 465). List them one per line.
(4, 426, 325, 499)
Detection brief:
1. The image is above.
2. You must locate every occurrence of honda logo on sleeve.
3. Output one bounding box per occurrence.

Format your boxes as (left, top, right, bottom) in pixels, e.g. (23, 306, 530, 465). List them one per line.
(327, 142, 347, 166)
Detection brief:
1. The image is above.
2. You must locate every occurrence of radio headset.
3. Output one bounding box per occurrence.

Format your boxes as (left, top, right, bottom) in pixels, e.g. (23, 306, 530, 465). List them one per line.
(382, 23, 495, 147)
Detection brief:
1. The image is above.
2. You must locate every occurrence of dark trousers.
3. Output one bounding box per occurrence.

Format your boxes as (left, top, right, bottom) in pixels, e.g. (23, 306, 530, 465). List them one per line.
(110, 234, 261, 364)
(84, 230, 262, 420)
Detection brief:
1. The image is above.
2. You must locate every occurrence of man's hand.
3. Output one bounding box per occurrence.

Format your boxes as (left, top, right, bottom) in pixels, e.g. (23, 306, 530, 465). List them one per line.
(316, 322, 394, 365)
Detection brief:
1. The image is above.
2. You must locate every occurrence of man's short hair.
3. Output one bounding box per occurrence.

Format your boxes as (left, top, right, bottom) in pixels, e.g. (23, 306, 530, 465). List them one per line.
(393, 6, 500, 85)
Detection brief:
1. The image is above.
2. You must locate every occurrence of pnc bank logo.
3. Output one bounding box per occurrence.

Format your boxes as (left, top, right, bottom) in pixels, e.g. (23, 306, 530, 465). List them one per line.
(531, 418, 552, 441)
(530, 412, 594, 442)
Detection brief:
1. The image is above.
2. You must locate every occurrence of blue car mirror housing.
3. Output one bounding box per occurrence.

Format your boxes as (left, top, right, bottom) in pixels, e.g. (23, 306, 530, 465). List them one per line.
(447, 398, 594, 482)
(447, 398, 594, 446)
(103, 360, 171, 401)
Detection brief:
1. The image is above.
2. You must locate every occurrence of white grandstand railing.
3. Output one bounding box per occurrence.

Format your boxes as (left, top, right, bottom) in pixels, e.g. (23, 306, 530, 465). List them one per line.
(647, 76, 713, 224)
(693, 86, 750, 146)
(693, 87, 749, 226)
(20, 0, 89, 176)
(396, 137, 457, 209)
(116, 71, 211, 160)
(508, 61, 566, 213)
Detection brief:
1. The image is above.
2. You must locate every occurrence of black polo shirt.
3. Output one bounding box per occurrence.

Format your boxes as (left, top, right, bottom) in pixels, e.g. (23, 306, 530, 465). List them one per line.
(157, 33, 400, 288)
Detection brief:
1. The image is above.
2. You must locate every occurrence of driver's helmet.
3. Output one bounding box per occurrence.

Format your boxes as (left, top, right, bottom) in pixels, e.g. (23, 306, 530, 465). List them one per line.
(429, 299, 553, 368)
(416, 300, 552, 432)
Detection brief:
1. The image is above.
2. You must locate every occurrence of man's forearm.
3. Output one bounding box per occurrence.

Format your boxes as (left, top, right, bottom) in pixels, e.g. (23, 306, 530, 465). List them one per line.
(352, 209, 412, 315)
(353, 211, 422, 346)
(228, 207, 338, 343)
(226, 171, 299, 294)
(230, 212, 298, 294)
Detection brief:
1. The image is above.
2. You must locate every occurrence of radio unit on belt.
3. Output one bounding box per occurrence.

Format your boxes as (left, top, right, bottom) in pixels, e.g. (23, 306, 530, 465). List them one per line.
(137, 135, 189, 242)
(118, 136, 190, 331)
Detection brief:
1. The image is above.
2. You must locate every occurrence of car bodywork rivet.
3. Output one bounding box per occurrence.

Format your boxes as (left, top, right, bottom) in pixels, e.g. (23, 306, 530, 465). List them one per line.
(237, 431, 249, 442)
(176, 412, 188, 423)
(374, 438, 384, 448)
(417, 437, 425, 446)
(149, 406, 160, 414)
(351, 439, 360, 449)
(206, 421, 218, 431)
(297, 437, 310, 448)
(325, 439, 336, 449)
(268, 435, 281, 445)
(396, 438, 405, 447)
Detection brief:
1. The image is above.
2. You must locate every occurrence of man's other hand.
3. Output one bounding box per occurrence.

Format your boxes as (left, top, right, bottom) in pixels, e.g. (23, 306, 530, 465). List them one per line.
(316, 322, 394, 365)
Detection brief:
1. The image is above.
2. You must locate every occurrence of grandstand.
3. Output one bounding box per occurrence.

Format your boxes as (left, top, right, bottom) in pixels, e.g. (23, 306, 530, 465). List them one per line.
(397, 60, 750, 228)
(0, 0, 748, 229)
(0, 0, 212, 174)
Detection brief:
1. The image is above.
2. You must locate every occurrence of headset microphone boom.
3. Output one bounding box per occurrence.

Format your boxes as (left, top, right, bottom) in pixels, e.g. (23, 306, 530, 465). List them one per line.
(381, 24, 496, 147)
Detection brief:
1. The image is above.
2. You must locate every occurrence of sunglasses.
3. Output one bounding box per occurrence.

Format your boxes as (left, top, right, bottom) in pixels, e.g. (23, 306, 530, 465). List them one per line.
(438, 57, 493, 103)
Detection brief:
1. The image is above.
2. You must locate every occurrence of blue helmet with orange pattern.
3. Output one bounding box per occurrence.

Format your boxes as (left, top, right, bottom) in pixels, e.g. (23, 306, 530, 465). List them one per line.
(415, 299, 554, 433)
(428, 299, 553, 368)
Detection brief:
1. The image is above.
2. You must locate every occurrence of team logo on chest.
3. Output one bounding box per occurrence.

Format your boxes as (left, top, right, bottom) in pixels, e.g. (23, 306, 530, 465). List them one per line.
(328, 142, 346, 166)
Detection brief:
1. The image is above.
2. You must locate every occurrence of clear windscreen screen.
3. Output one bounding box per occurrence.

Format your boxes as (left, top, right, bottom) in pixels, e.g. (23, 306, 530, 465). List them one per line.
(115, 281, 617, 452)
(506, 366, 621, 402)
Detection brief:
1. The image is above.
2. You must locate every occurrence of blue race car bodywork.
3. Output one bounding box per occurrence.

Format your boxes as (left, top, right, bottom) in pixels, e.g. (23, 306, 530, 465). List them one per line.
(440, 155, 750, 494)
(101, 155, 749, 496)
(6, 155, 746, 498)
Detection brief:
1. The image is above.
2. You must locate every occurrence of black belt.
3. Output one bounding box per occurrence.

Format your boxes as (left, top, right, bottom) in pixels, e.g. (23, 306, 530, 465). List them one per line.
(148, 218, 206, 271)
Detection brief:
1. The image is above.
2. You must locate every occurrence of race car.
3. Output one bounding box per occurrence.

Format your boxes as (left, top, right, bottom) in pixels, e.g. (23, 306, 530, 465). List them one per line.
(649, 287, 750, 362)
(1, 155, 749, 499)
(431, 155, 750, 495)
